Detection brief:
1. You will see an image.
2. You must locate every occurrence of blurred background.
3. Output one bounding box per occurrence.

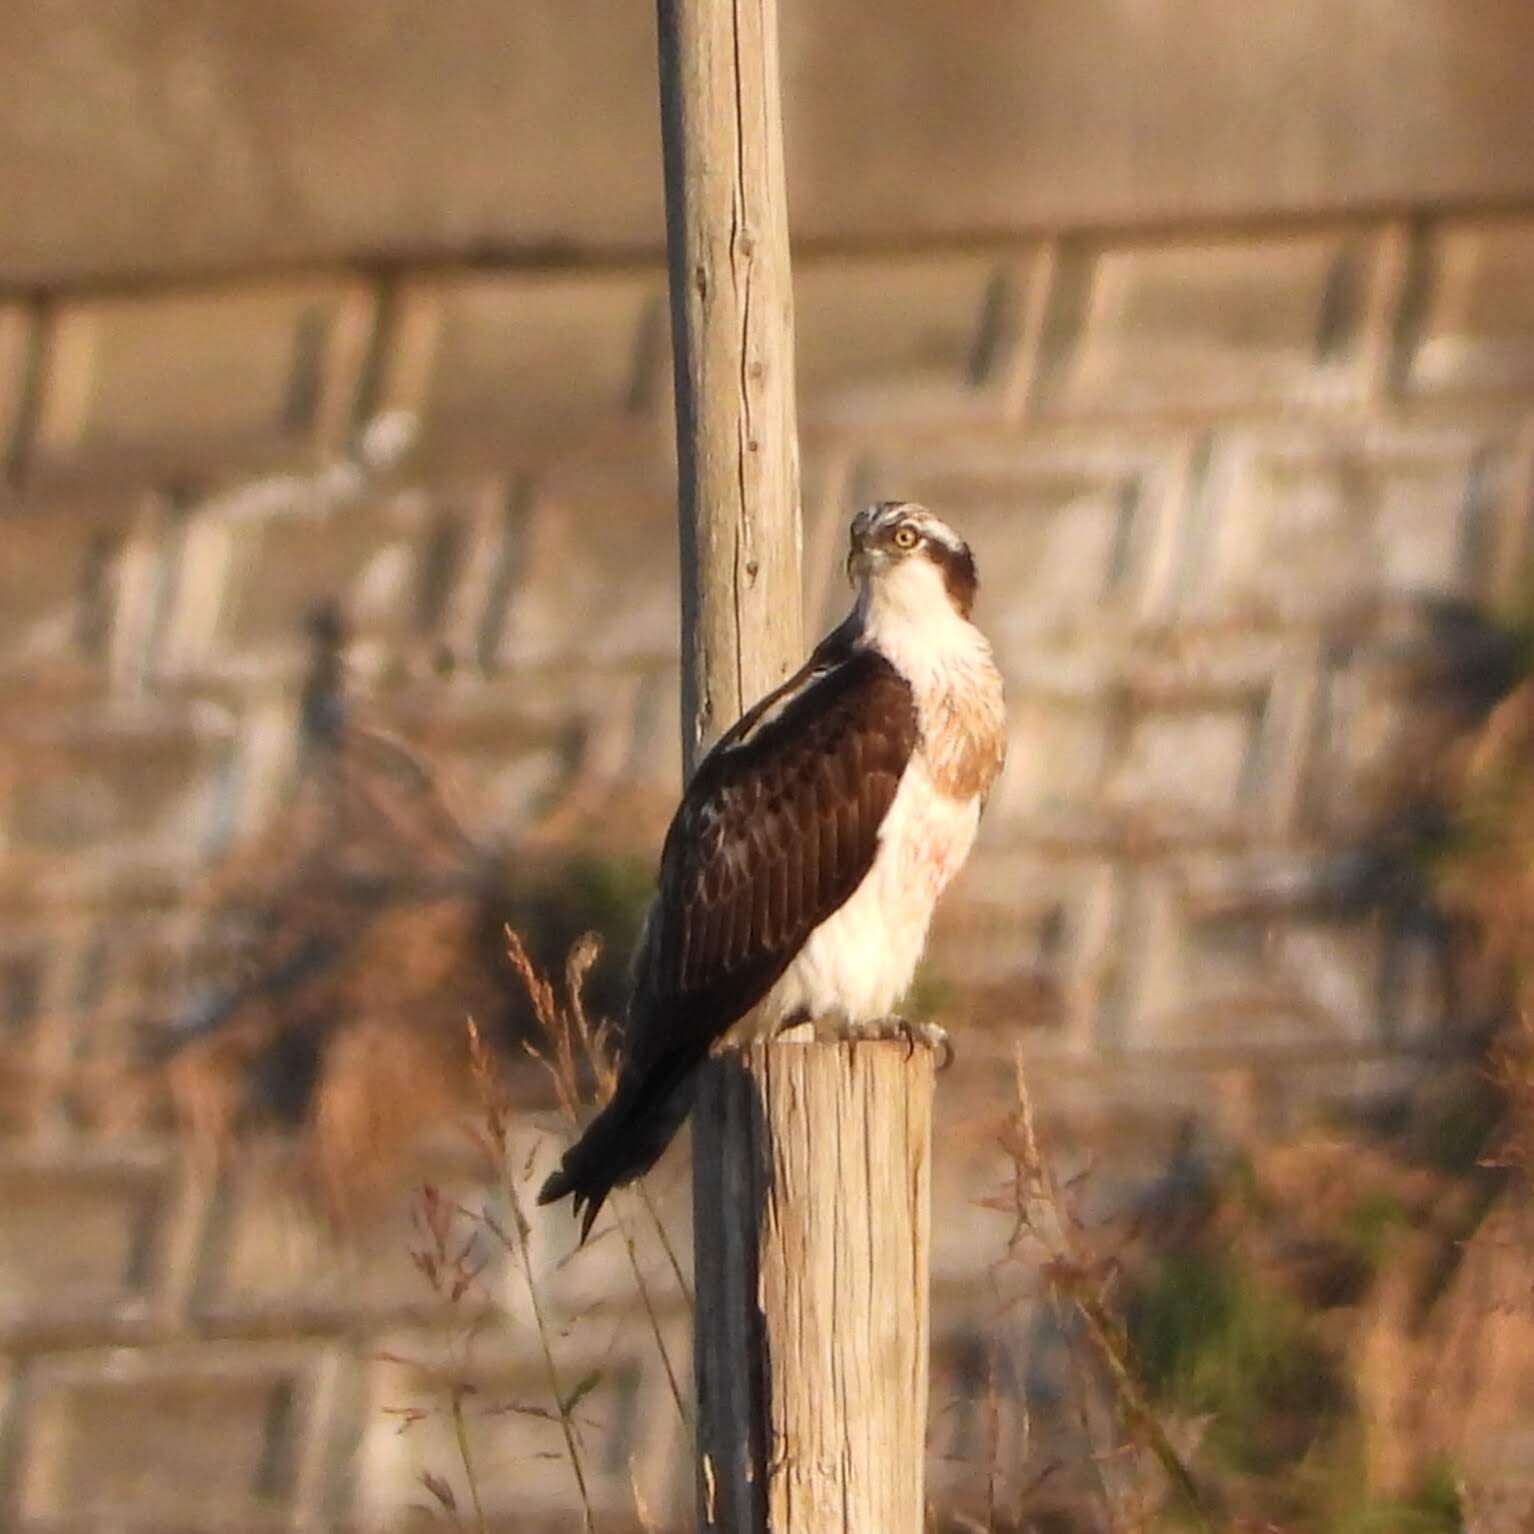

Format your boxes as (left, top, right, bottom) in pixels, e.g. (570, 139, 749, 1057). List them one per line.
(4, 3, 1534, 1530)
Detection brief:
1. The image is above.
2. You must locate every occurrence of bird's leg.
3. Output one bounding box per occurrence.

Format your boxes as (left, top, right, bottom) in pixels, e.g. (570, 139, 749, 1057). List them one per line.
(802, 1013, 954, 1070)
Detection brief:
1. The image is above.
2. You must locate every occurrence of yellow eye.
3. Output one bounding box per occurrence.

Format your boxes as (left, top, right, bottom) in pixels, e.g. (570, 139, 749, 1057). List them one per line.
(892, 525, 919, 550)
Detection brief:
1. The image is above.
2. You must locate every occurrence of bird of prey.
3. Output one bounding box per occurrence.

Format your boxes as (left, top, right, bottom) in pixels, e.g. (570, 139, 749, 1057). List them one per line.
(538, 502, 1007, 1237)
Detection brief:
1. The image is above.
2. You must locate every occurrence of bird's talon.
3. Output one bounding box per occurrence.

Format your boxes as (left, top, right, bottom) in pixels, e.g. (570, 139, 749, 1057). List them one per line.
(862, 1016, 952, 1069)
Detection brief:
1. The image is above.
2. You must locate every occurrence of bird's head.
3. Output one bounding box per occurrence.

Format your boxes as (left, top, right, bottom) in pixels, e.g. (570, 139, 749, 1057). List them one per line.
(846, 501, 978, 619)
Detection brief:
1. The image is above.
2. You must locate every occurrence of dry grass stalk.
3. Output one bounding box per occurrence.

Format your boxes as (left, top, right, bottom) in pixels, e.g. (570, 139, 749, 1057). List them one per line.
(382, 1180, 498, 1532)
(1424, 677, 1534, 1185)
(992, 1047, 1212, 1533)
(465, 1014, 599, 1532)
(504, 929, 694, 1433)
(377, 998, 612, 1533)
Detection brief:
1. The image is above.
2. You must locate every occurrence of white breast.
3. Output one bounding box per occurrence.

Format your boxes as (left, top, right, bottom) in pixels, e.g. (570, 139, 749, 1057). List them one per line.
(752, 757, 981, 1030)
(728, 550, 1003, 1038)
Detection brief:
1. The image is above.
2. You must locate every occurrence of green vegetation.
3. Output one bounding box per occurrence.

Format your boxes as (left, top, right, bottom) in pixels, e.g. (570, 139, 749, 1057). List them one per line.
(905, 962, 957, 1021)
(1338, 1189, 1410, 1274)
(1130, 1251, 1342, 1478)
(560, 850, 655, 939)
(1299, 1441, 1464, 1534)
(1324, 1464, 1461, 1534)
(498, 850, 654, 1026)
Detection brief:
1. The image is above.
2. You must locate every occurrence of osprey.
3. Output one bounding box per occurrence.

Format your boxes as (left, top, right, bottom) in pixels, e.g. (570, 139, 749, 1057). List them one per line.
(539, 502, 1006, 1237)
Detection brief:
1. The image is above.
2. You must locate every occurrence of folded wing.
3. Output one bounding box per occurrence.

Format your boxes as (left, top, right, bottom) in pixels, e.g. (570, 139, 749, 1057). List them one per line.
(537, 637, 918, 1236)
(635, 642, 918, 1066)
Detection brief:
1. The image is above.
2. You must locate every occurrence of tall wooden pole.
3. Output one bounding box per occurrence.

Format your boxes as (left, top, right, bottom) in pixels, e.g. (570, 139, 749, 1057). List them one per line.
(657, 0, 803, 773)
(656, 4, 935, 1533)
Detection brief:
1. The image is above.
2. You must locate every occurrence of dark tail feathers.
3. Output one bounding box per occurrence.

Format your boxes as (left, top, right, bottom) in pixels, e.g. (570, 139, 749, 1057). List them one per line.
(537, 1061, 697, 1242)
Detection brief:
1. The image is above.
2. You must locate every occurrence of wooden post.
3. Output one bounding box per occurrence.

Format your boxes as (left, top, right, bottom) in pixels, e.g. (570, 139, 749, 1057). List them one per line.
(692, 1043, 935, 1533)
(656, 3, 936, 1532)
(657, 0, 803, 775)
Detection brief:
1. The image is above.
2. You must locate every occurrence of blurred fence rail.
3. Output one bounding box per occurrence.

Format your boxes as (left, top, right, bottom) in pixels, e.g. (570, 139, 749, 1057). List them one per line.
(3, 1, 1534, 286)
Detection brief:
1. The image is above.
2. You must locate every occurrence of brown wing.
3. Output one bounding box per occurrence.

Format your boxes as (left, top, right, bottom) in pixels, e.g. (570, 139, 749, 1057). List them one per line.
(537, 639, 917, 1234)
(627, 644, 917, 1069)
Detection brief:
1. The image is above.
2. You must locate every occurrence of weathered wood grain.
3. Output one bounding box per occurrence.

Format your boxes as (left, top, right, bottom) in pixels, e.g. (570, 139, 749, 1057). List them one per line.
(657, 0, 804, 775)
(693, 1041, 935, 1534)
